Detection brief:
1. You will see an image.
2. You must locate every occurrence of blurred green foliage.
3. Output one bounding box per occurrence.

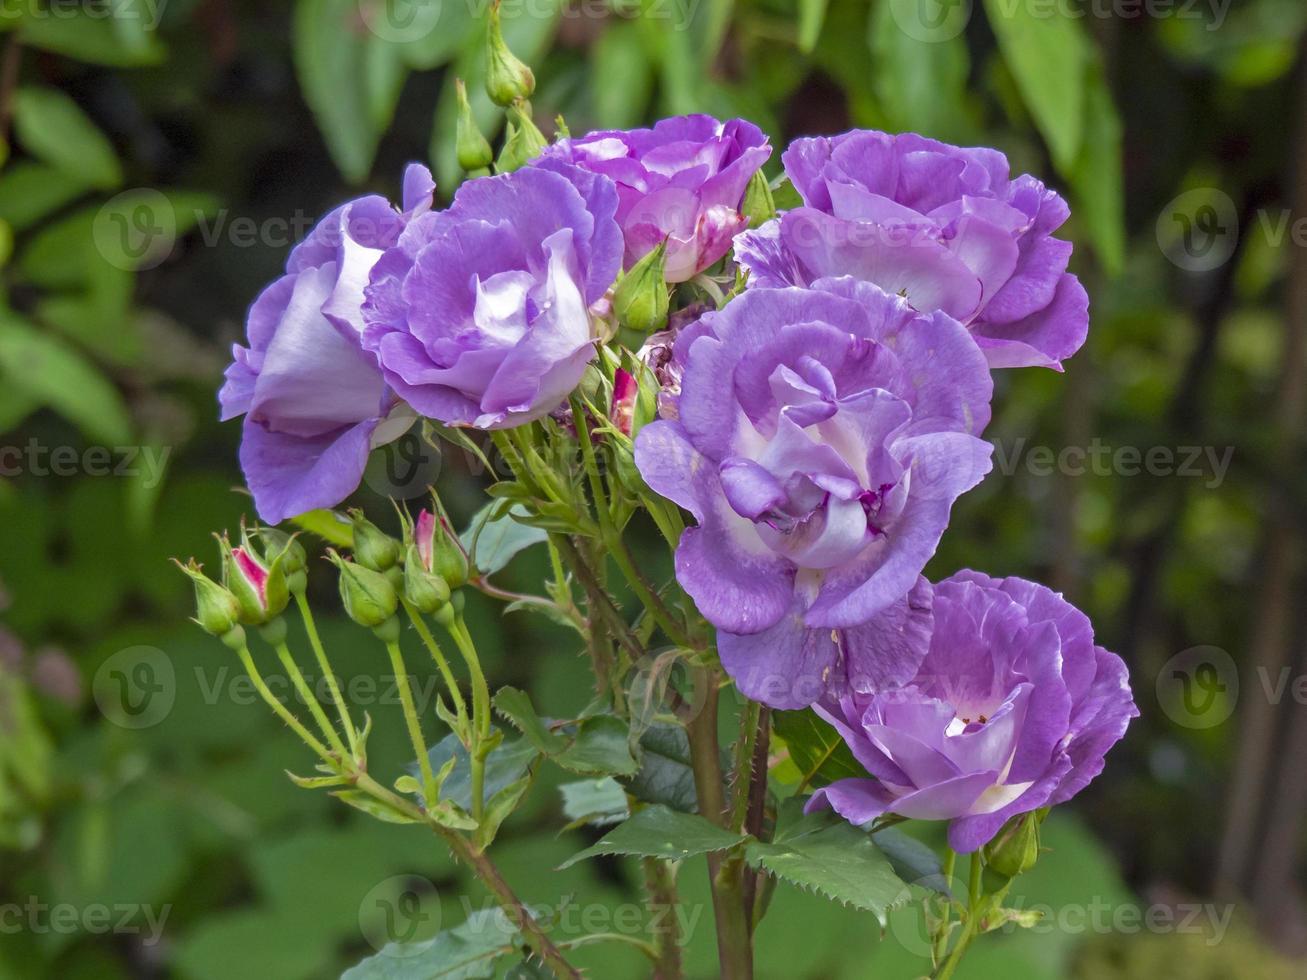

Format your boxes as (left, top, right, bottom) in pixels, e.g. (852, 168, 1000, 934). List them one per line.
(0, 0, 1303, 976)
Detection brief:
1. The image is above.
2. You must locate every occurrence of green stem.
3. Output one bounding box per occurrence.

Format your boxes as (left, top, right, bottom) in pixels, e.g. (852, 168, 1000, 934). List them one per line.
(642, 857, 684, 978)
(685, 672, 753, 980)
(275, 642, 348, 759)
(347, 770, 581, 979)
(235, 643, 579, 977)
(570, 394, 691, 649)
(385, 640, 438, 805)
(729, 700, 761, 833)
(401, 598, 469, 730)
(235, 644, 334, 762)
(445, 614, 491, 820)
(934, 852, 985, 980)
(934, 848, 958, 966)
(294, 592, 358, 757)
(551, 533, 644, 664)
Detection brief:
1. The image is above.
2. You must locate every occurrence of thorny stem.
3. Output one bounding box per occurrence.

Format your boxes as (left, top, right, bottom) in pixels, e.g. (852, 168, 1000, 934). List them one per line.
(236, 644, 333, 761)
(348, 768, 582, 978)
(685, 671, 753, 979)
(295, 592, 359, 757)
(401, 597, 469, 732)
(934, 852, 985, 980)
(934, 848, 958, 965)
(445, 613, 492, 819)
(234, 632, 581, 977)
(384, 640, 438, 805)
(642, 857, 684, 979)
(275, 641, 348, 760)
(571, 394, 692, 649)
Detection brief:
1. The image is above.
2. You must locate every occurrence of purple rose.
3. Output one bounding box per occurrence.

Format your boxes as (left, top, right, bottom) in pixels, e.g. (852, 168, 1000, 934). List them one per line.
(360, 164, 623, 429)
(736, 130, 1088, 370)
(808, 571, 1138, 852)
(220, 164, 436, 525)
(536, 115, 771, 283)
(634, 278, 994, 709)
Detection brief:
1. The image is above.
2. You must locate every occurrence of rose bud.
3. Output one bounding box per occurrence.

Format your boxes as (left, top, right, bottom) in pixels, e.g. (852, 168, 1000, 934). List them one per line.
(612, 240, 670, 334)
(328, 551, 398, 632)
(219, 533, 291, 626)
(485, 1, 535, 107)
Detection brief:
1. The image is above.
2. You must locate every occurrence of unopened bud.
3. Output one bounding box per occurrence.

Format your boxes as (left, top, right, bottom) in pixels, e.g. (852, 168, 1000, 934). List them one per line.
(613, 241, 670, 333)
(328, 551, 399, 629)
(983, 810, 1042, 879)
(174, 559, 241, 639)
(485, 1, 535, 107)
(219, 534, 290, 625)
(244, 525, 308, 594)
(404, 543, 451, 614)
(455, 78, 494, 173)
(349, 511, 402, 572)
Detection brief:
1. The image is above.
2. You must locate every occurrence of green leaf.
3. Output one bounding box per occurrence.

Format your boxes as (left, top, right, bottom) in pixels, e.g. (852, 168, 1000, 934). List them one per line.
(559, 777, 630, 829)
(0, 315, 131, 444)
(1067, 58, 1125, 275)
(341, 908, 520, 979)
(558, 804, 746, 869)
(744, 805, 911, 922)
(555, 715, 639, 777)
(770, 176, 803, 211)
(868, 0, 972, 140)
(421, 730, 540, 813)
(460, 502, 548, 576)
(13, 88, 122, 190)
(798, 0, 830, 52)
(495, 690, 637, 777)
(982, 0, 1088, 169)
(0, 163, 93, 232)
(475, 773, 533, 850)
(290, 508, 354, 545)
(331, 790, 421, 824)
(622, 722, 699, 812)
(494, 686, 568, 754)
(591, 20, 652, 129)
(871, 827, 950, 895)
(18, 10, 166, 67)
(773, 709, 863, 789)
(293, 0, 389, 183)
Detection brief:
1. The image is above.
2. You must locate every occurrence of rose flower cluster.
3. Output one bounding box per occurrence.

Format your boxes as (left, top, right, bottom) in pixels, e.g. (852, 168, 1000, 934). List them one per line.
(221, 115, 1136, 852)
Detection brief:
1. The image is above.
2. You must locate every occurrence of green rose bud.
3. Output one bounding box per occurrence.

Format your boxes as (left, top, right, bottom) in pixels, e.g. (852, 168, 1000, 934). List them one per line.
(983, 810, 1043, 879)
(455, 78, 494, 173)
(328, 551, 398, 629)
(349, 511, 402, 572)
(485, 1, 535, 107)
(174, 559, 242, 640)
(404, 543, 452, 614)
(613, 241, 670, 334)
